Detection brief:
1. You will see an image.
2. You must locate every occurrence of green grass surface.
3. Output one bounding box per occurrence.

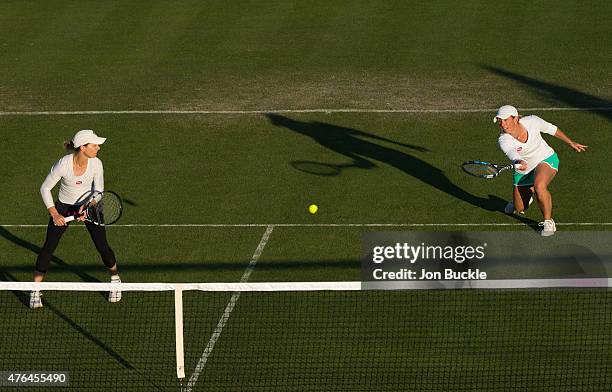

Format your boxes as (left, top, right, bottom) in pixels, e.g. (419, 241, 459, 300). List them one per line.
(192, 290, 612, 392)
(1, 111, 610, 285)
(0, 1, 610, 111)
(1, 291, 180, 391)
(2, 289, 612, 391)
(1, 111, 609, 226)
(1, 1, 611, 391)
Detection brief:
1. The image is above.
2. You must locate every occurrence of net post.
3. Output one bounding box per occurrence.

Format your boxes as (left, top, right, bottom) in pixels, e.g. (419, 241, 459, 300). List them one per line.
(174, 284, 186, 381)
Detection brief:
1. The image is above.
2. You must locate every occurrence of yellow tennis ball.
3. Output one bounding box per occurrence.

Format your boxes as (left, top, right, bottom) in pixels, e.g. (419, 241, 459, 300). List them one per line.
(308, 204, 318, 214)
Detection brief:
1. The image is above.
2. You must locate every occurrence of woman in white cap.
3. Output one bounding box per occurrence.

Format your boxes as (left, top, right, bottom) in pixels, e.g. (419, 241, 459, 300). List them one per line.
(30, 129, 121, 309)
(494, 105, 588, 236)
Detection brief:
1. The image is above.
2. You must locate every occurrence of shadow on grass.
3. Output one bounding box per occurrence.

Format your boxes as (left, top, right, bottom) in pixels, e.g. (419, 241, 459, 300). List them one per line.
(0, 226, 101, 283)
(0, 273, 132, 367)
(481, 65, 612, 121)
(3, 255, 604, 280)
(123, 198, 138, 207)
(2, 259, 361, 273)
(0, 271, 171, 391)
(266, 113, 539, 229)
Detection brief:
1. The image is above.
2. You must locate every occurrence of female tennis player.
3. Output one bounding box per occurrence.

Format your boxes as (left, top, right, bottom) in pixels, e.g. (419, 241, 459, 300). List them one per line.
(494, 105, 588, 236)
(30, 129, 121, 309)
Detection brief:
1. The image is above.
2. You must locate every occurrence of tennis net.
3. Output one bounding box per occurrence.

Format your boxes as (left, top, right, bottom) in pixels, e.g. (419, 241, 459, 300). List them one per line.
(1, 280, 611, 391)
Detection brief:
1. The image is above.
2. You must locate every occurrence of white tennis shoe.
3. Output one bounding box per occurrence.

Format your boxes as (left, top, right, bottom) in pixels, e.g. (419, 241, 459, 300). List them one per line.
(29, 290, 43, 309)
(539, 219, 556, 236)
(108, 276, 122, 303)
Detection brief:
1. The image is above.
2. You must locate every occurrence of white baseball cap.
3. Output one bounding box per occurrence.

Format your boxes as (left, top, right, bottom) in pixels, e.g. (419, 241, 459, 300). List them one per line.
(72, 129, 106, 147)
(493, 105, 519, 123)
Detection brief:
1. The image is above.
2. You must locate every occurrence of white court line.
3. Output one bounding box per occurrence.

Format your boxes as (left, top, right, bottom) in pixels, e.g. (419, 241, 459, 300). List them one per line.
(2, 223, 611, 228)
(0, 107, 611, 115)
(185, 225, 274, 391)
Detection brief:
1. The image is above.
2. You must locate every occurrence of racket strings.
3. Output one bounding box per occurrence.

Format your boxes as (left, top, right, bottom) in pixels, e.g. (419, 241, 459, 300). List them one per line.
(85, 192, 122, 225)
(462, 163, 498, 177)
(97, 194, 122, 225)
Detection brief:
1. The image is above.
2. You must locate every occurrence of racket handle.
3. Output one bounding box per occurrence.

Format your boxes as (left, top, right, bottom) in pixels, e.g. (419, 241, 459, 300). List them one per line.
(513, 164, 522, 170)
(64, 215, 76, 223)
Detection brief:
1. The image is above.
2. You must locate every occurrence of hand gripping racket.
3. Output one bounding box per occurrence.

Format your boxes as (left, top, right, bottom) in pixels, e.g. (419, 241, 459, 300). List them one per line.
(64, 191, 123, 226)
(461, 161, 520, 179)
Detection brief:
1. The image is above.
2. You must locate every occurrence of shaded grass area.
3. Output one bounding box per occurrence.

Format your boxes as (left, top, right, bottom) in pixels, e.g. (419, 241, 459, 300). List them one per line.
(0, 1, 609, 110)
(0, 226, 268, 283)
(3, 289, 611, 391)
(0, 291, 181, 391)
(194, 290, 612, 391)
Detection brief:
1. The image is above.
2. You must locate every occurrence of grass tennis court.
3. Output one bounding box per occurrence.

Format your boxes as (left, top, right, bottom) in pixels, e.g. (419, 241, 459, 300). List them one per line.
(1, 1, 611, 390)
(3, 287, 612, 391)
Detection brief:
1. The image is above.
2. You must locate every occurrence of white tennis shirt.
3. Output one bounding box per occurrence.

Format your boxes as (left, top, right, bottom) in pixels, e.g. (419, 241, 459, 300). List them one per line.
(40, 154, 104, 208)
(498, 115, 558, 174)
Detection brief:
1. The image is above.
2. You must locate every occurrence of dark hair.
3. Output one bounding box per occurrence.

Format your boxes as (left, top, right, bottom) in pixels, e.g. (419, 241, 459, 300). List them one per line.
(64, 141, 77, 152)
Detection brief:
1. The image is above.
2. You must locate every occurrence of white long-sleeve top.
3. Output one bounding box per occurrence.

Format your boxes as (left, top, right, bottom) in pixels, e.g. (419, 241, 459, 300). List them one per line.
(40, 154, 104, 208)
(497, 115, 558, 175)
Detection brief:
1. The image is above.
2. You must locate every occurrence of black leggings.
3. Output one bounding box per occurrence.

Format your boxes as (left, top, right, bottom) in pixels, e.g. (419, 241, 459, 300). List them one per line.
(35, 202, 117, 274)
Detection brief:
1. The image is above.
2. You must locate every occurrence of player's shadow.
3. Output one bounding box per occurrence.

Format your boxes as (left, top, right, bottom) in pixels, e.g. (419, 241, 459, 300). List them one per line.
(482, 65, 612, 121)
(123, 198, 138, 207)
(0, 226, 102, 285)
(0, 271, 153, 383)
(266, 113, 539, 227)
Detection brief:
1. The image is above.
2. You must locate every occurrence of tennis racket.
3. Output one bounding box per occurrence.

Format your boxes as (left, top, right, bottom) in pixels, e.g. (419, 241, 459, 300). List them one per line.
(64, 191, 123, 226)
(461, 161, 520, 179)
